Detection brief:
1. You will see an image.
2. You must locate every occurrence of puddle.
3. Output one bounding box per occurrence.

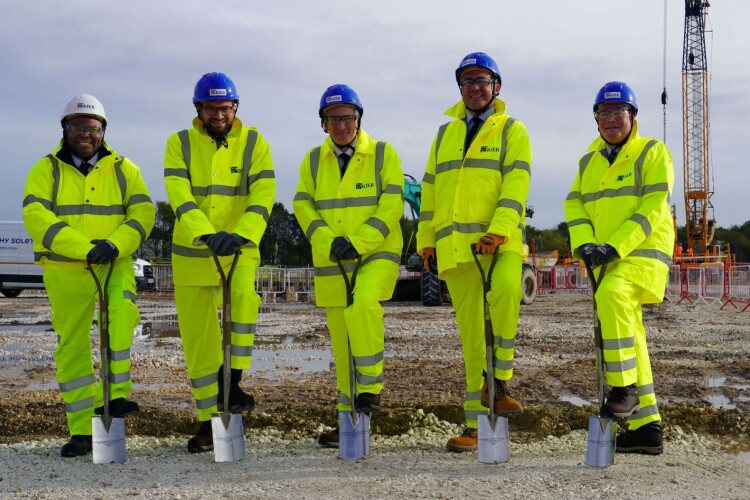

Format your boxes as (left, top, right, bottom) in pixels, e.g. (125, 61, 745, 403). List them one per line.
(0, 324, 53, 334)
(706, 394, 736, 410)
(252, 348, 332, 379)
(739, 452, 750, 465)
(560, 395, 591, 406)
(705, 375, 727, 388)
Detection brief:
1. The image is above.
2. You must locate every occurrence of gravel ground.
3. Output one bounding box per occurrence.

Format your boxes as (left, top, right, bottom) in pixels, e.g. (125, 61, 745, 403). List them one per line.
(1, 291, 749, 498)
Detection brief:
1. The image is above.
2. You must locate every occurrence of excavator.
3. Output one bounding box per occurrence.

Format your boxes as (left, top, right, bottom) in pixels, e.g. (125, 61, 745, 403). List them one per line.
(402, 174, 537, 306)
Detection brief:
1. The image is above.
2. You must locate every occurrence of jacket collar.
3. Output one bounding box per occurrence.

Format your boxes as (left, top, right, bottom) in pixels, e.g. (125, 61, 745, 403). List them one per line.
(444, 97, 507, 120)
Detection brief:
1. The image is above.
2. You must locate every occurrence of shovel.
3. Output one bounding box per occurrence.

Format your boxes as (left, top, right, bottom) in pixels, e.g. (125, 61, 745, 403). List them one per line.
(471, 246, 510, 464)
(211, 251, 246, 463)
(88, 260, 126, 464)
(584, 262, 616, 468)
(335, 255, 369, 459)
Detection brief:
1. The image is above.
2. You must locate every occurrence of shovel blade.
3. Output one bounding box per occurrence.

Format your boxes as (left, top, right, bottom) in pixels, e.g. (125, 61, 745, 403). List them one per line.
(585, 415, 616, 467)
(478, 414, 509, 464)
(211, 413, 246, 463)
(338, 411, 370, 459)
(92, 416, 126, 464)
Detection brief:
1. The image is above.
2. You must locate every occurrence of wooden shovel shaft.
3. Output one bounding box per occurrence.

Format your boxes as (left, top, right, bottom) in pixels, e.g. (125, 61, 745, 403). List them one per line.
(585, 263, 608, 408)
(335, 255, 362, 423)
(87, 260, 115, 431)
(213, 252, 241, 428)
(471, 245, 499, 424)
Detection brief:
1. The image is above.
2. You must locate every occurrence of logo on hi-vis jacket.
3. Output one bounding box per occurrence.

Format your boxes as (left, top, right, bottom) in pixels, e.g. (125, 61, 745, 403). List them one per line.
(616, 172, 633, 182)
(356, 182, 374, 190)
(480, 146, 500, 153)
(231, 166, 240, 173)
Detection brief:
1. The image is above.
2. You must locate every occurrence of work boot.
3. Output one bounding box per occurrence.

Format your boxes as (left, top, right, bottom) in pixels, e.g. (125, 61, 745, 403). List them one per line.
(94, 397, 140, 418)
(616, 422, 663, 455)
(481, 379, 523, 416)
(60, 435, 92, 457)
(355, 393, 381, 414)
(317, 427, 339, 448)
(217, 366, 255, 412)
(446, 428, 478, 452)
(187, 420, 213, 453)
(601, 384, 639, 418)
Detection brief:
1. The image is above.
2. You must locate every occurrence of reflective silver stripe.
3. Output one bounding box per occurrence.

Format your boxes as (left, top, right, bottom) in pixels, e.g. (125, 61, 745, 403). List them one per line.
(310, 146, 321, 189)
(466, 390, 482, 400)
(494, 358, 514, 371)
(34, 251, 77, 263)
(244, 204, 270, 222)
(566, 217, 591, 229)
(638, 383, 655, 396)
(59, 374, 96, 393)
(495, 337, 515, 349)
(123, 290, 136, 302)
(435, 123, 449, 162)
(65, 397, 94, 413)
(128, 193, 152, 206)
(231, 345, 253, 357)
(420, 211, 434, 222)
(642, 182, 670, 195)
(232, 322, 256, 334)
(435, 160, 462, 174)
(164, 168, 190, 179)
(422, 172, 435, 184)
(630, 249, 672, 266)
(114, 159, 127, 202)
(240, 130, 258, 195)
(601, 337, 635, 350)
(305, 219, 326, 240)
(192, 185, 240, 197)
(191, 372, 218, 389)
(465, 409, 484, 421)
(176, 201, 198, 221)
(126, 219, 147, 242)
(633, 140, 657, 197)
(630, 213, 652, 237)
(316, 196, 379, 210)
(353, 351, 384, 367)
(247, 169, 276, 187)
(374, 141, 385, 198)
(339, 393, 352, 406)
(365, 217, 390, 238)
(605, 357, 637, 372)
(578, 151, 595, 177)
(22, 194, 52, 210)
(582, 185, 639, 203)
(48, 154, 60, 214)
(314, 251, 400, 276)
(110, 347, 131, 362)
(628, 402, 659, 420)
(55, 204, 126, 216)
(382, 184, 403, 195)
(498, 117, 515, 169)
(497, 198, 523, 216)
(356, 372, 383, 385)
(435, 222, 487, 242)
(172, 244, 211, 258)
(463, 158, 500, 171)
(196, 395, 218, 410)
(178, 129, 191, 174)
(294, 191, 314, 203)
(43, 221, 67, 249)
(110, 372, 130, 384)
(566, 191, 582, 201)
(503, 160, 531, 176)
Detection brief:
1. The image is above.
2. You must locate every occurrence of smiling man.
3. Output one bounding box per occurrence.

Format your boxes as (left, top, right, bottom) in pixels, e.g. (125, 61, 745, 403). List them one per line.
(564, 81, 675, 455)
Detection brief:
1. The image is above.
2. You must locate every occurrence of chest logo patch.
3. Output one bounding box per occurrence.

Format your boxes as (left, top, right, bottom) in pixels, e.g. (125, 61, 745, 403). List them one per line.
(230, 166, 240, 173)
(616, 172, 633, 182)
(480, 146, 500, 153)
(356, 182, 374, 190)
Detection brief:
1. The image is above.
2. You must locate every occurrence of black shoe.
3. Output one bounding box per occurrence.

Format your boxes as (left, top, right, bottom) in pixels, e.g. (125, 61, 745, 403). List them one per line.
(616, 422, 663, 455)
(601, 384, 639, 418)
(187, 421, 213, 453)
(94, 398, 140, 418)
(61, 435, 92, 457)
(355, 393, 381, 414)
(217, 367, 255, 412)
(318, 427, 339, 448)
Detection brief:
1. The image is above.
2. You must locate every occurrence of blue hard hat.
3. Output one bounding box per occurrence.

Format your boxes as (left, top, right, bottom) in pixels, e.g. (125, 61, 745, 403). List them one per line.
(319, 84, 363, 118)
(455, 52, 502, 85)
(193, 72, 239, 104)
(593, 81, 638, 113)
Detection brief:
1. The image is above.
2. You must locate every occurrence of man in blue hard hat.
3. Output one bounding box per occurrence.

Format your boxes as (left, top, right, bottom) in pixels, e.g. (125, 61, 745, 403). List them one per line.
(564, 81, 674, 455)
(416, 52, 532, 452)
(164, 72, 276, 453)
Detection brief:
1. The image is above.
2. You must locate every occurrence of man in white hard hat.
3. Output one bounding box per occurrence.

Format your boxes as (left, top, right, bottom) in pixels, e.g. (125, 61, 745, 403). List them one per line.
(23, 94, 155, 457)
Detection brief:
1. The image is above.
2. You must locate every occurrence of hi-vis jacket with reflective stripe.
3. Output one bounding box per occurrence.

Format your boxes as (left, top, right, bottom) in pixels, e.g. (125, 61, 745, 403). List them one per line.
(416, 98, 532, 276)
(564, 122, 674, 303)
(293, 129, 404, 307)
(23, 140, 155, 269)
(164, 117, 275, 286)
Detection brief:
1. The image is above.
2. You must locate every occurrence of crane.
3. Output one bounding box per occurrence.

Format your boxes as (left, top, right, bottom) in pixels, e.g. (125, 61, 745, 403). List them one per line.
(681, 0, 716, 258)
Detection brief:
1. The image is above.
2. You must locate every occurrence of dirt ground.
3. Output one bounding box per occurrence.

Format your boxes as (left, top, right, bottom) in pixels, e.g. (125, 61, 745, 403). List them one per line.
(1, 290, 749, 498)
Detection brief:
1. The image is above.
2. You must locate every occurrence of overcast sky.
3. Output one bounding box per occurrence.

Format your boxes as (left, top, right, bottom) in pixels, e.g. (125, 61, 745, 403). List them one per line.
(2, 0, 748, 232)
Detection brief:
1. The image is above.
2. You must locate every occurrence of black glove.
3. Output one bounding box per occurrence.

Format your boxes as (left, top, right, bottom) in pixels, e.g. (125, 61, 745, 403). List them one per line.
(87, 240, 119, 264)
(589, 244, 619, 267)
(330, 236, 359, 260)
(205, 232, 246, 256)
(578, 244, 597, 268)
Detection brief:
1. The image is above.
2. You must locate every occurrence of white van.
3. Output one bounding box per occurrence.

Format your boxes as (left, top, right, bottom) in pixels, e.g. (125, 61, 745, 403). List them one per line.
(0, 221, 154, 297)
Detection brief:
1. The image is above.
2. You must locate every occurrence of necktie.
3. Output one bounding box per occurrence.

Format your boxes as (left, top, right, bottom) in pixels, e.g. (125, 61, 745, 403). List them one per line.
(79, 161, 93, 176)
(339, 152, 351, 176)
(464, 116, 482, 153)
(606, 147, 620, 165)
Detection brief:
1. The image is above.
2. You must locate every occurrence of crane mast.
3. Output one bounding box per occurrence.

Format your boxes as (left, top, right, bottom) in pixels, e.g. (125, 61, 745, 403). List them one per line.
(682, 0, 715, 256)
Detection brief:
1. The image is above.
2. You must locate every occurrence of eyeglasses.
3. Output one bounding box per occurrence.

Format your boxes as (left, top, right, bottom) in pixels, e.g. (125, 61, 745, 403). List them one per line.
(65, 124, 103, 135)
(323, 114, 359, 124)
(459, 77, 493, 89)
(595, 108, 630, 121)
(201, 105, 236, 116)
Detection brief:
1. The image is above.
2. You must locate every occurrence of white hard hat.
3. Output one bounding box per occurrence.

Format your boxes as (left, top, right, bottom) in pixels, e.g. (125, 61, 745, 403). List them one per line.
(60, 94, 107, 125)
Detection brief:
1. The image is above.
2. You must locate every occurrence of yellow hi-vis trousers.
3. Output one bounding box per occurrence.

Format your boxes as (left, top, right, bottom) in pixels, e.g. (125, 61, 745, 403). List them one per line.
(443, 252, 522, 429)
(324, 261, 396, 412)
(596, 273, 661, 430)
(44, 259, 140, 436)
(174, 263, 261, 422)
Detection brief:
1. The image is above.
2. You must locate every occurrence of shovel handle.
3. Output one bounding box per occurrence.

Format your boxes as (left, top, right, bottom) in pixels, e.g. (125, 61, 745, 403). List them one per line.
(335, 255, 362, 421)
(86, 259, 115, 430)
(213, 251, 241, 423)
(471, 245, 499, 423)
(585, 262, 608, 408)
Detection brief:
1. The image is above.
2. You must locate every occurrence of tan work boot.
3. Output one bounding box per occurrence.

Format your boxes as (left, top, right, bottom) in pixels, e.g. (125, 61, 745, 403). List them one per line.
(446, 428, 478, 452)
(481, 379, 523, 416)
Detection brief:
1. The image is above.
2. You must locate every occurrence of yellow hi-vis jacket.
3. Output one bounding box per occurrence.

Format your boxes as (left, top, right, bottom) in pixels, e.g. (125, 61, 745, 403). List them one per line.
(416, 98, 532, 277)
(293, 130, 404, 307)
(23, 141, 155, 268)
(164, 117, 276, 286)
(564, 122, 675, 303)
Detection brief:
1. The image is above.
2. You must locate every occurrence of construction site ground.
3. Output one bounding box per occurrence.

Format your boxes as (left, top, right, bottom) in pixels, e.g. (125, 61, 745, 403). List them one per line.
(1, 291, 749, 498)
